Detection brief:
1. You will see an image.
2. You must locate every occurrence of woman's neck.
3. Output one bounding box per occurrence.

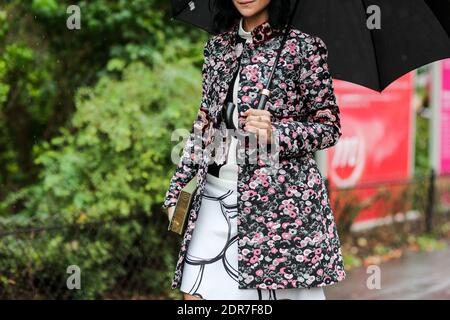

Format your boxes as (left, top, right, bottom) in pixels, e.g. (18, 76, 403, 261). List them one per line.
(241, 10, 269, 32)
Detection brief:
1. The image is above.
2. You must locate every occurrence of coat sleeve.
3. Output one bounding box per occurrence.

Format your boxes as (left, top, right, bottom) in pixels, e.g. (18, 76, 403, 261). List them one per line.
(161, 39, 213, 211)
(270, 35, 342, 159)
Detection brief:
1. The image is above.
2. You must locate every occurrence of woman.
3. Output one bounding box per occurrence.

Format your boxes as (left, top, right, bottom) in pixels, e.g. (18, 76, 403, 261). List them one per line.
(162, 0, 346, 300)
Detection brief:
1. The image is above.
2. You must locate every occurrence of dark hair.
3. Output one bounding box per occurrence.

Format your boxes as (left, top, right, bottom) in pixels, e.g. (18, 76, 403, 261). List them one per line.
(210, 0, 292, 35)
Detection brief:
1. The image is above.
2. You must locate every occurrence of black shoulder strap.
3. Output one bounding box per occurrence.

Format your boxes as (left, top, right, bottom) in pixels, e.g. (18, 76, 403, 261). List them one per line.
(264, 0, 300, 92)
(257, 0, 300, 110)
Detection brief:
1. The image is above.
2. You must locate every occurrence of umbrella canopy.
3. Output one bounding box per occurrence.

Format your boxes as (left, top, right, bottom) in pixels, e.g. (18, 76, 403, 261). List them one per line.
(171, 0, 450, 92)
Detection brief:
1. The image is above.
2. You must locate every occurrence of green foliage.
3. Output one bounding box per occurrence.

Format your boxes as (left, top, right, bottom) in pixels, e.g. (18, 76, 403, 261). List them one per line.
(414, 115, 430, 177)
(0, 0, 208, 298)
(0, 59, 9, 105)
(414, 66, 431, 177)
(0, 0, 207, 195)
(342, 251, 363, 269)
(0, 41, 54, 199)
(0, 42, 203, 297)
(0, 9, 8, 39)
(415, 234, 447, 252)
(19, 56, 200, 223)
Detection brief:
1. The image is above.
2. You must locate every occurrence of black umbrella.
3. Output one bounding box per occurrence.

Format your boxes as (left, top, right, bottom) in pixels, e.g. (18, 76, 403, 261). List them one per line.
(171, 0, 450, 92)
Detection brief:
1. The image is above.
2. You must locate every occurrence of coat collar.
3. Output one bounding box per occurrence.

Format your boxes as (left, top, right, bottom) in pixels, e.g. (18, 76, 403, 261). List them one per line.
(208, 19, 285, 125)
(225, 18, 284, 47)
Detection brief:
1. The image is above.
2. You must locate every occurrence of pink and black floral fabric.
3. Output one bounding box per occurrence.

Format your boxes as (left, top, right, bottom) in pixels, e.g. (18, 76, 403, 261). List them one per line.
(162, 18, 346, 290)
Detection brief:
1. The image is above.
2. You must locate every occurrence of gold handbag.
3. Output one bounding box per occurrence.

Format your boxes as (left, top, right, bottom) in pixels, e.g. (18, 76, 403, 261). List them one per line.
(167, 176, 198, 235)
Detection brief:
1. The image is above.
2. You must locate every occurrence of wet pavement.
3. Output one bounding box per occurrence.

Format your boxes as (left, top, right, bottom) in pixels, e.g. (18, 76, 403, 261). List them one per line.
(324, 245, 450, 300)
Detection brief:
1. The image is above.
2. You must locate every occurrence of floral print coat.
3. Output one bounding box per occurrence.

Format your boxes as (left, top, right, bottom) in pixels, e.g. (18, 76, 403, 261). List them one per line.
(162, 19, 346, 290)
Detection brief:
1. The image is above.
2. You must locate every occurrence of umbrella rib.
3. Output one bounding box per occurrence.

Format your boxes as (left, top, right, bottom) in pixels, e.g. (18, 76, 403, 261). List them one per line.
(360, 0, 381, 91)
(172, 1, 190, 19)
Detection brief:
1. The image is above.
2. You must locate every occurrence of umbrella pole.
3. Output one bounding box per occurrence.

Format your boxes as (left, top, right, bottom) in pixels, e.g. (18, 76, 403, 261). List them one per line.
(257, 0, 300, 110)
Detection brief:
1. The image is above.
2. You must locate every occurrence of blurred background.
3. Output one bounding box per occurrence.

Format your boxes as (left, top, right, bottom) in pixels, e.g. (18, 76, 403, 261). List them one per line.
(0, 0, 449, 299)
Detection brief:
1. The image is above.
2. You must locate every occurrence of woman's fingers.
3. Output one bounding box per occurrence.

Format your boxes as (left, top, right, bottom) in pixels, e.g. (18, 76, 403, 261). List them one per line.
(244, 126, 272, 144)
(244, 108, 272, 126)
(244, 125, 268, 134)
(242, 108, 273, 144)
(245, 120, 271, 129)
(244, 123, 272, 144)
(245, 115, 271, 125)
(242, 108, 271, 117)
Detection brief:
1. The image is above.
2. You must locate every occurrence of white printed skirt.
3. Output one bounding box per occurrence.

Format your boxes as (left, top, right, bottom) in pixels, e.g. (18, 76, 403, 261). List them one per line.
(179, 173, 326, 300)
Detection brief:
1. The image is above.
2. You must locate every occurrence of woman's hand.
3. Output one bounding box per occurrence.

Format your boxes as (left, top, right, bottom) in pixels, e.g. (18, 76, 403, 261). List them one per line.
(242, 108, 273, 144)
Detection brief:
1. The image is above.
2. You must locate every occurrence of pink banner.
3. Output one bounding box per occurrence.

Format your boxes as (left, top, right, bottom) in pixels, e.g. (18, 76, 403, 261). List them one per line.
(327, 73, 414, 224)
(328, 74, 414, 187)
(440, 59, 450, 174)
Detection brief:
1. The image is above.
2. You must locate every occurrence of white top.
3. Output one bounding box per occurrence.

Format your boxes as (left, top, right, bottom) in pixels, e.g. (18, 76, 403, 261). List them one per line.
(207, 17, 251, 190)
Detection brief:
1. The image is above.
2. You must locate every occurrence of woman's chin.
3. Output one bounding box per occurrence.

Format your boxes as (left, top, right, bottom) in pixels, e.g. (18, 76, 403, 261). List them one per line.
(237, 9, 258, 17)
